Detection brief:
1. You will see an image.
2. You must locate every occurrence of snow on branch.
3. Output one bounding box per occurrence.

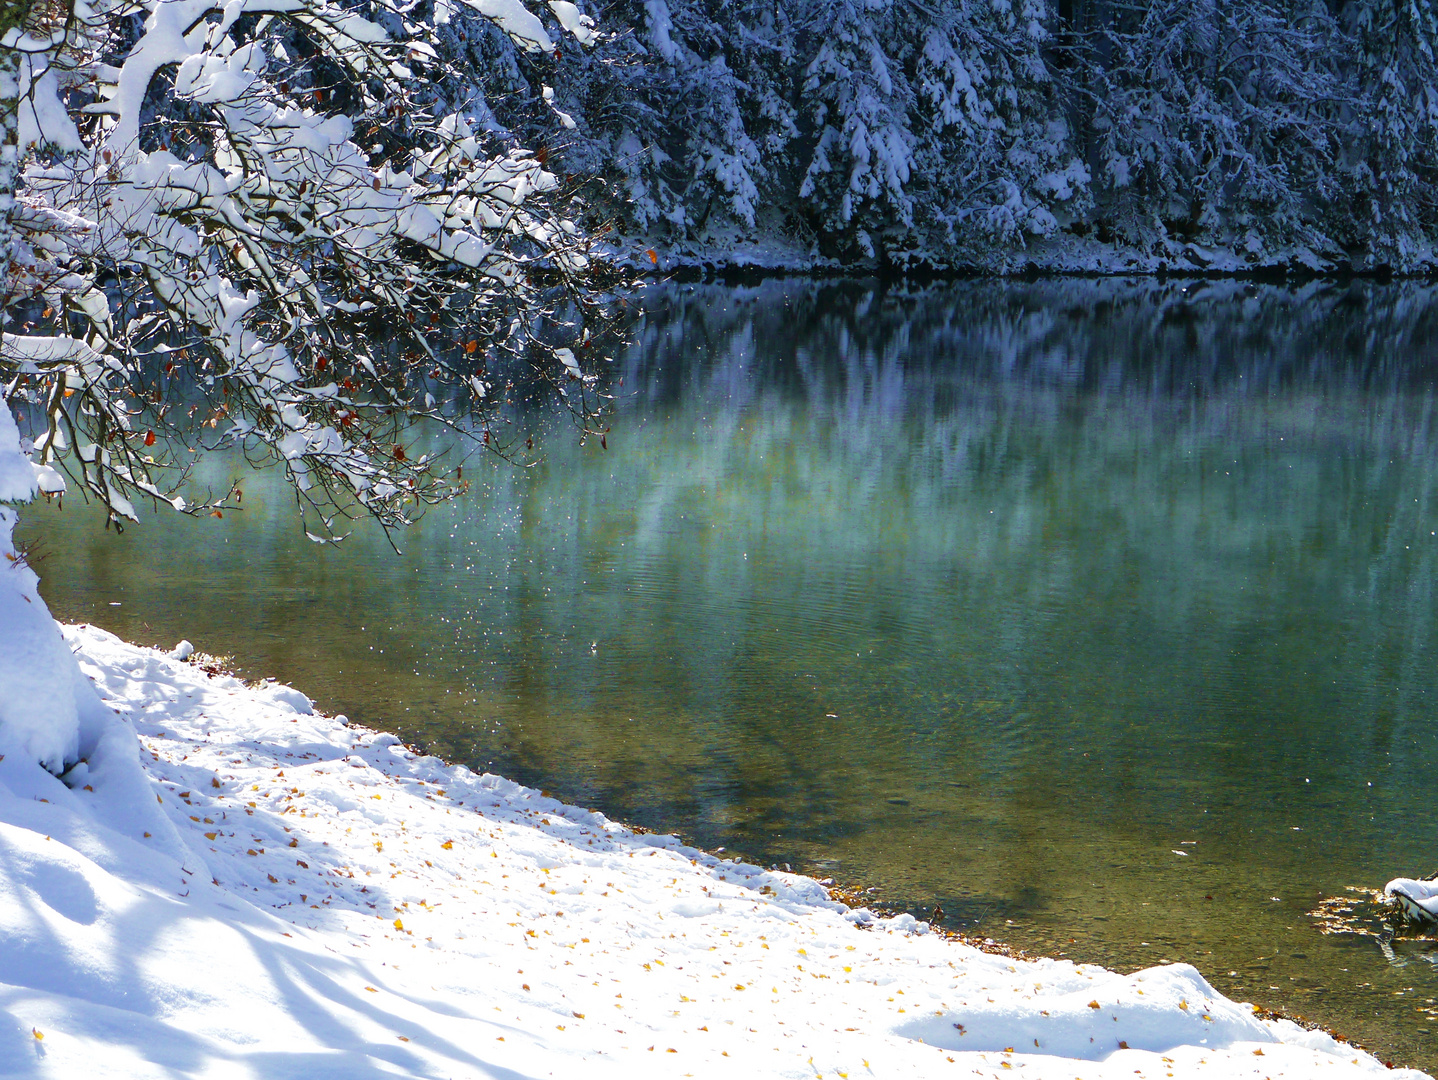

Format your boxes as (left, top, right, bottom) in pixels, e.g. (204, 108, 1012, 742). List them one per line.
(2, 0, 623, 536)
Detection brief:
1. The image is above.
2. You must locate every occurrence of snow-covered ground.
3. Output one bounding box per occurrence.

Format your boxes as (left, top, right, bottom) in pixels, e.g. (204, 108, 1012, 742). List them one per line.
(0, 624, 1431, 1080)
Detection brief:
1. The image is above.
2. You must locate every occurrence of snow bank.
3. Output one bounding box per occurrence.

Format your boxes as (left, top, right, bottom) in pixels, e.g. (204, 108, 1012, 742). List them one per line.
(0, 625, 1429, 1079)
(0, 410, 144, 780)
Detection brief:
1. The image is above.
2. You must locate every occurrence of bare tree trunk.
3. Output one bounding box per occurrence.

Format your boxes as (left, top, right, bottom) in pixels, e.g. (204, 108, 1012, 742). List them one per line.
(0, 1, 35, 326)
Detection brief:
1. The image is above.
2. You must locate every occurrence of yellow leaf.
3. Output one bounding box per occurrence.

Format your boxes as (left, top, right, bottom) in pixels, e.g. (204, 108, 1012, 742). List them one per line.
(394, 919, 404, 931)
(365, 986, 378, 993)
(204, 832, 217, 840)
(32, 1029, 43, 1041)
(441, 841, 453, 850)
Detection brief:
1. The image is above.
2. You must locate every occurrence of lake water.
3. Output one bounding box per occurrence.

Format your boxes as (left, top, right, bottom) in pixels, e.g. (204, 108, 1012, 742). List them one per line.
(20, 278, 1438, 1070)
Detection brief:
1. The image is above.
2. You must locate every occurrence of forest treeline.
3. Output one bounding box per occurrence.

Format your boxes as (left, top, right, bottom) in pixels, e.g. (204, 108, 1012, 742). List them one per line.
(438, 0, 1438, 270)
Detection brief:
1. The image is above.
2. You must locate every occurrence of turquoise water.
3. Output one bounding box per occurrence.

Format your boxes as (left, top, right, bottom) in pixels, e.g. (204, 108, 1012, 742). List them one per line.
(22, 278, 1438, 1069)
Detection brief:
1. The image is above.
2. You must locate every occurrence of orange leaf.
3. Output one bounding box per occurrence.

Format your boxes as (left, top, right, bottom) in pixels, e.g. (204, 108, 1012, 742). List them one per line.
(210, 510, 223, 519)
(441, 841, 453, 849)
(144, 430, 156, 446)
(465, 340, 479, 353)
(646, 249, 659, 265)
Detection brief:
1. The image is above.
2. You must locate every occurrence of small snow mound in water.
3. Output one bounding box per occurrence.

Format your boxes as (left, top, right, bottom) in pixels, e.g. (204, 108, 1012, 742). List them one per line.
(169, 640, 195, 661)
(1385, 876, 1438, 924)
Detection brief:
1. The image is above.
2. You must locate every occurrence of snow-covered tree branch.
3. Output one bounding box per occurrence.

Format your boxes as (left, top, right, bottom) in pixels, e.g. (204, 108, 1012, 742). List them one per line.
(2, 0, 617, 539)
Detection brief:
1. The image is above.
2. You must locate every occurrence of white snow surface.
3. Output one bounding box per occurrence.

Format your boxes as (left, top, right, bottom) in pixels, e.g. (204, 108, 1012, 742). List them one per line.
(0, 624, 1429, 1079)
(0, 411, 114, 774)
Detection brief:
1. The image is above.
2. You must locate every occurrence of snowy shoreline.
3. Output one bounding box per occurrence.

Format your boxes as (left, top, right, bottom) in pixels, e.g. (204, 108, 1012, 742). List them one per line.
(0, 624, 1431, 1080)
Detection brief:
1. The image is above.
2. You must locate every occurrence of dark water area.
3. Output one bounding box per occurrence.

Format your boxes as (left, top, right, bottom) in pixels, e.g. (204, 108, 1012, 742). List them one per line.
(21, 277, 1438, 1070)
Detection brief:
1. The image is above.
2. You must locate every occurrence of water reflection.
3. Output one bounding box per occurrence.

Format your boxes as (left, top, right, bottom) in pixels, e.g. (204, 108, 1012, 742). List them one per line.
(21, 277, 1438, 1068)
